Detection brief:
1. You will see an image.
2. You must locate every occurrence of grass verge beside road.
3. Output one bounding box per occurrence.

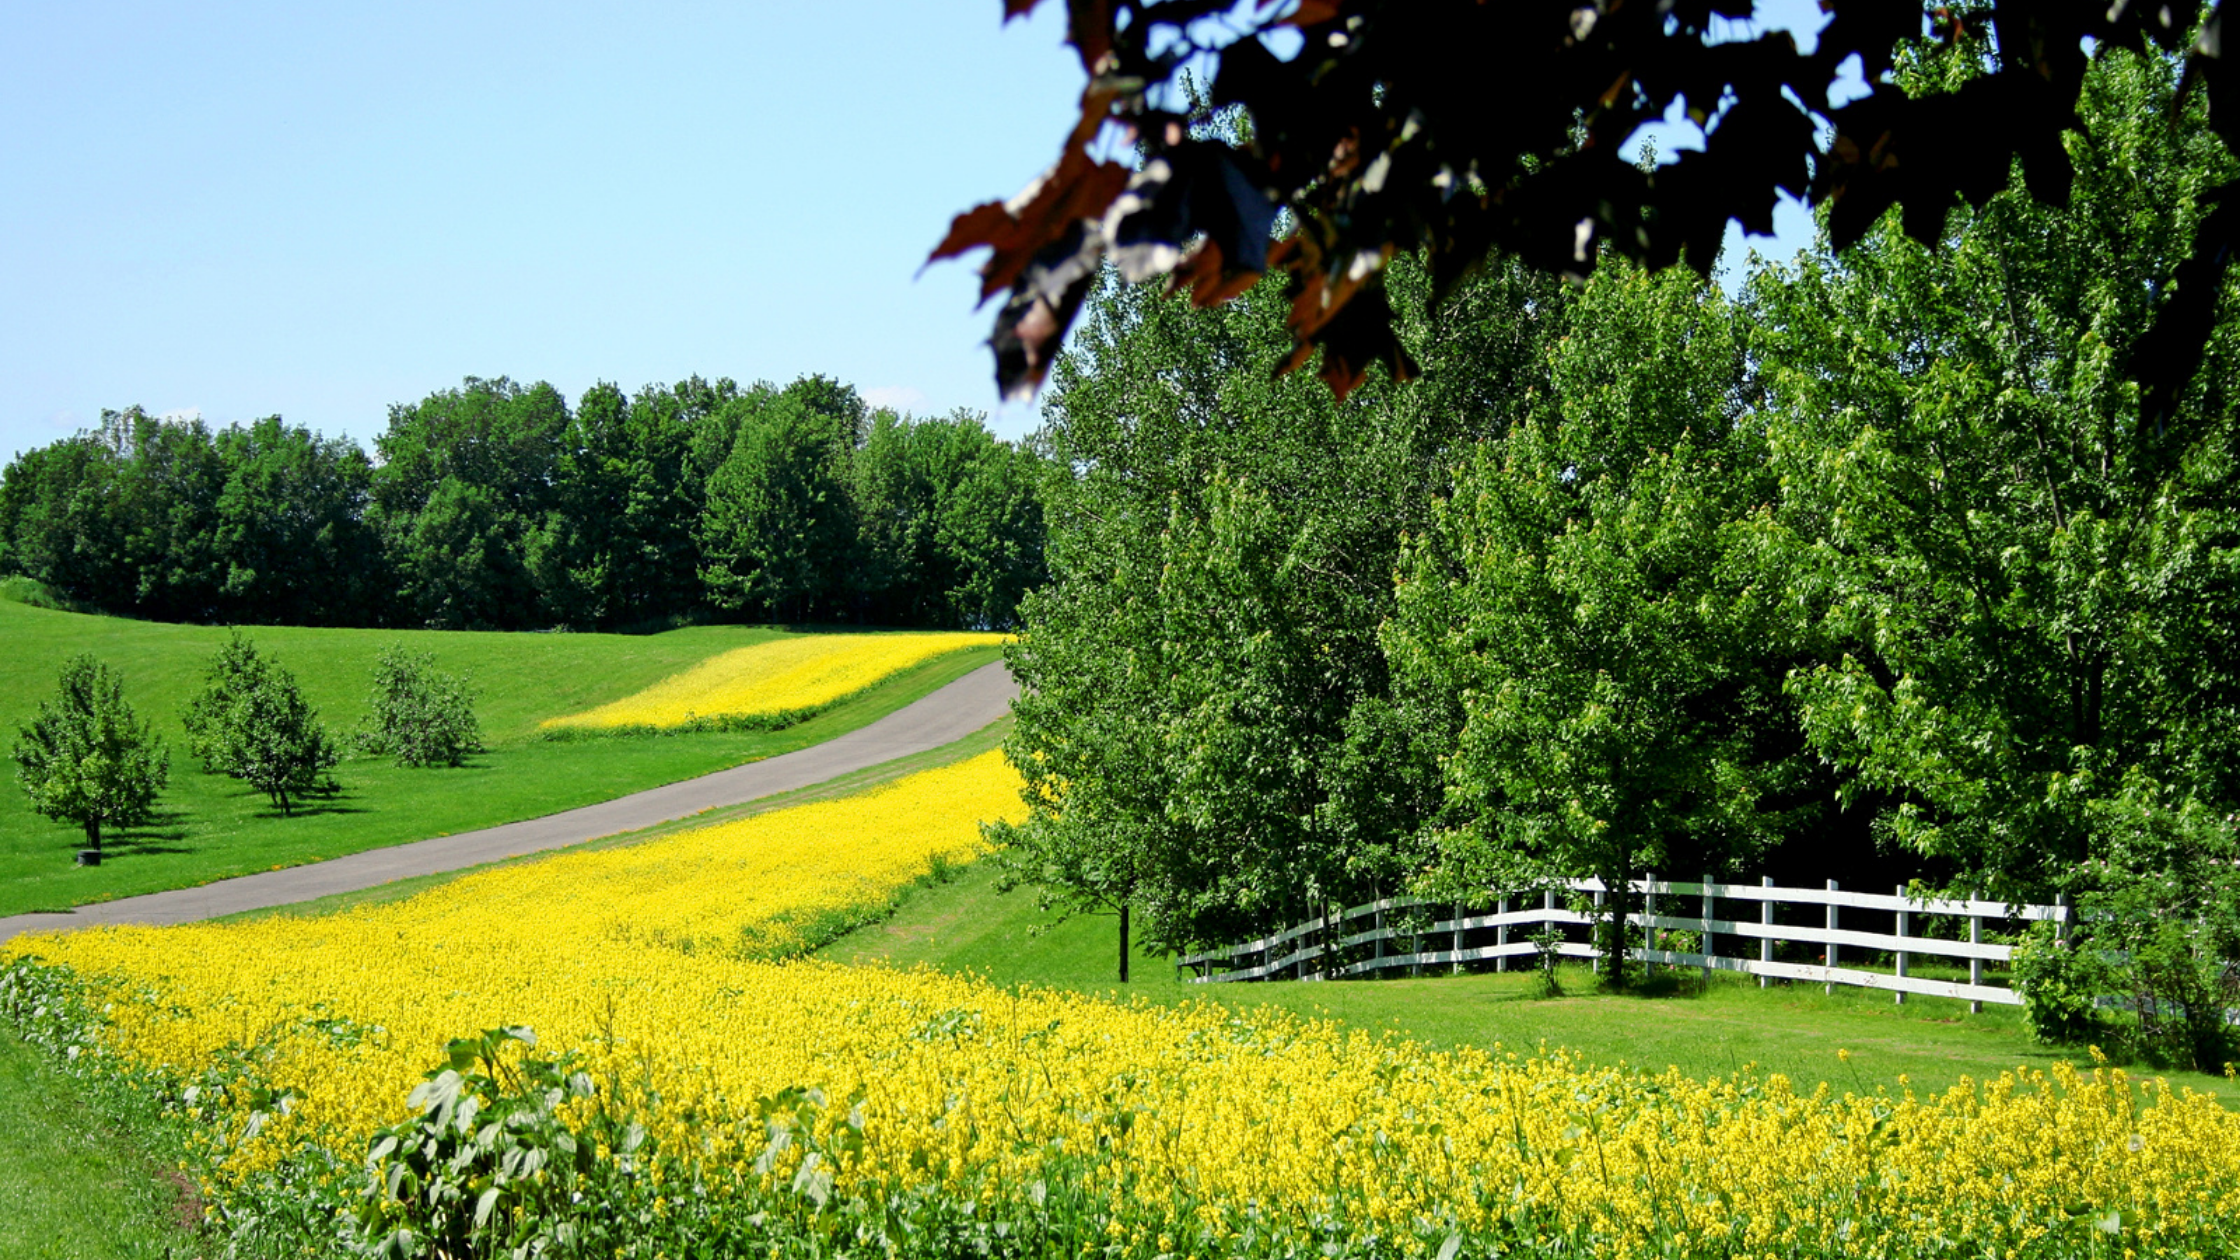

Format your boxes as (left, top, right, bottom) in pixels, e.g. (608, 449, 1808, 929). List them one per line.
(818, 858, 2240, 1105)
(1, 598, 1002, 917)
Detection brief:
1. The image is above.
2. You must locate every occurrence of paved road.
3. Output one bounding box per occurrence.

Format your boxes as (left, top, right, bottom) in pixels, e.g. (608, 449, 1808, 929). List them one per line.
(0, 661, 1017, 945)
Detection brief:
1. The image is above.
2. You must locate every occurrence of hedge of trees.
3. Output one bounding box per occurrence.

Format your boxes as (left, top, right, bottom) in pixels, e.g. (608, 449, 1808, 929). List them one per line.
(0, 375, 1044, 632)
(995, 43, 2240, 1061)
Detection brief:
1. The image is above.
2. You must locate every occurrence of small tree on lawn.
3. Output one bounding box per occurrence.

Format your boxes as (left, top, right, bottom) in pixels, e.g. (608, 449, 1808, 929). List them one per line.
(357, 645, 481, 768)
(12, 654, 170, 855)
(182, 630, 268, 775)
(225, 662, 340, 817)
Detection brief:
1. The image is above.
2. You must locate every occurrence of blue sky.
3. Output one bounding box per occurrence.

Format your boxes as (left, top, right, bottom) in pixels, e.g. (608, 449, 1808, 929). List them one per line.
(1, 2, 1832, 462)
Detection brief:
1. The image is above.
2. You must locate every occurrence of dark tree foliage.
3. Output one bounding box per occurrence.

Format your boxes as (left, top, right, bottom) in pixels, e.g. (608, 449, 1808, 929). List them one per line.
(370, 377, 569, 631)
(0, 409, 375, 624)
(941, 0, 2235, 423)
(0, 374, 1048, 634)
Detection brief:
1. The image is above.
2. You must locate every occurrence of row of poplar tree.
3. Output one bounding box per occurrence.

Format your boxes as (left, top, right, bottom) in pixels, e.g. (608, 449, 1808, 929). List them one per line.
(996, 46, 2240, 1067)
(0, 375, 1045, 632)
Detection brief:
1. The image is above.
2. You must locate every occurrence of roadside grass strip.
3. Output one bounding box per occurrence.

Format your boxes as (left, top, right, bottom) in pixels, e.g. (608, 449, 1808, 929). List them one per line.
(5, 751, 2240, 1258)
(538, 631, 1007, 733)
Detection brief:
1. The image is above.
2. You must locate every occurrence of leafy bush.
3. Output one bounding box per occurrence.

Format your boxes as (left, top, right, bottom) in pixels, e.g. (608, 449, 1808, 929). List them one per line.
(182, 630, 266, 774)
(11, 654, 169, 853)
(185, 633, 341, 814)
(2011, 927, 2118, 1049)
(356, 646, 480, 768)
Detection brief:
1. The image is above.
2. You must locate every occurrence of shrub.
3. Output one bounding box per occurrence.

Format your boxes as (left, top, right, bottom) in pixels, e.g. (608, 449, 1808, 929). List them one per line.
(2011, 926, 2117, 1049)
(356, 645, 480, 768)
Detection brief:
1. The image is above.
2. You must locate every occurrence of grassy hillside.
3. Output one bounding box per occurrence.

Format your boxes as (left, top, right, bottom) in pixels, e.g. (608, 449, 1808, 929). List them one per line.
(0, 599, 1004, 916)
(819, 858, 2240, 1106)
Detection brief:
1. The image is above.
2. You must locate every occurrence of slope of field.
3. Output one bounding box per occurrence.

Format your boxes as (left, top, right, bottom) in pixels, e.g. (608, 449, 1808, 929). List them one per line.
(542, 630, 1007, 731)
(0, 599, 1004, 917)
(818, 858, 2240, 1106)
(5, 747, 2235, 1260)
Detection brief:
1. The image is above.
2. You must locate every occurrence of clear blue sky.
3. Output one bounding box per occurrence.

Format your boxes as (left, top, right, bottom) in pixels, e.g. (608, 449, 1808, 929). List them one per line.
(1, 2, 1831, 463)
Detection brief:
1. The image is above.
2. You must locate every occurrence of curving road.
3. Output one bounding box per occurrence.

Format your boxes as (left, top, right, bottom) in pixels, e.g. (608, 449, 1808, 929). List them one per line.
(0, 661, 1017, 945)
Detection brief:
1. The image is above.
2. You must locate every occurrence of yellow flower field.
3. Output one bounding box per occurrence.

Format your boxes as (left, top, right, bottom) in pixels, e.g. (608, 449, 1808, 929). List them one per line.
(541, 631, 1005, 731)
(5, 747, 2239, 1258)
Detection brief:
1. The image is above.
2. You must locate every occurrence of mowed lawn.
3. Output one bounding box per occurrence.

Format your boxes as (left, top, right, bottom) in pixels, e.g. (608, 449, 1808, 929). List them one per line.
(0, 598, 1004, 916)
(819, 858, 2240, 1106)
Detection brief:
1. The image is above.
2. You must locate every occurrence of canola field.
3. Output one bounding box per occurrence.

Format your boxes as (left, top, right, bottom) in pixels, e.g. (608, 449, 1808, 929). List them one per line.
(4, 751, 2239, 1259)
(541, 631, 1006, 732)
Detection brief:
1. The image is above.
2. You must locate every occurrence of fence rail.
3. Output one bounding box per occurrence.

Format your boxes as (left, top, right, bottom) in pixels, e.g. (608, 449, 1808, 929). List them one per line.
(1175, 875, 2071, 1011)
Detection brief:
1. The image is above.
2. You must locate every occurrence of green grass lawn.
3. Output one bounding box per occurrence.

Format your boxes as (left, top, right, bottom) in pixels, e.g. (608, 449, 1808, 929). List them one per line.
(0, 1027, 205, 1259)
(0, 599, 1004, 917)
(818, 858, 2240, 1106)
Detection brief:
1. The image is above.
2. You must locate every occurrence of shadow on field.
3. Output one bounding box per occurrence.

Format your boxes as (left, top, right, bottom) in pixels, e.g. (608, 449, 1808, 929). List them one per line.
(104, 810, 192, 856)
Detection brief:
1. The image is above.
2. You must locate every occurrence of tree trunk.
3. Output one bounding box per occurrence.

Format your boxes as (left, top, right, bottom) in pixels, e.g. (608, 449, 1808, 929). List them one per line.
(1599, 863, 1634, 991)
(1118, 901, 1130, 984)
(85, 816, 101, 853)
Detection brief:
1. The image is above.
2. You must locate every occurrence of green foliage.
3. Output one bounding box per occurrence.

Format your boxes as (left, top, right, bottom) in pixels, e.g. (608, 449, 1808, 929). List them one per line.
(355, 1026, 646, 1260)
(996, 256, 1561, 952)
(2011, 928, 2119, 1049)
(1386, 264, 1816, 987)
(356, 646, 481, 769)
(698, 392, 859, 622)
(852, 408, 1047, 630)
(1750, 47, 2240, 899)
(181, 629, 264, 773)
(219, 658, 341, 817)
(11, 654, 169, 851)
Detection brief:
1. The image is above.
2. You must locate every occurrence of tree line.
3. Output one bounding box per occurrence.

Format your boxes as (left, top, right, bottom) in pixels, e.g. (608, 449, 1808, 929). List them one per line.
(0, 375, 1045, 632)
(995, 46, 2240, 1065)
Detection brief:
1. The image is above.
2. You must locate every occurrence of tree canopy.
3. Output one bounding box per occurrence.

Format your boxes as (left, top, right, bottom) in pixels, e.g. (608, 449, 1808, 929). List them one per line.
(940, 0, 2235, 423)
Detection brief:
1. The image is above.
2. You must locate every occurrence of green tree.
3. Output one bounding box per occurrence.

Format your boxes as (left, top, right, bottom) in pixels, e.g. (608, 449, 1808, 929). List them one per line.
(209, 416, 381, 626)
(221, 662, 341, 816)
(697, 394, 857, 622)
(182, 629, 267, 774)
(184, 633, 339, 815)
(358, 646, 481, 768)
(1387, 264, 1811, 986)
(851, 408, 1046, 628)
(12, 655, 170, 855)
(1750, 46, 2240, 899)
(370, 377, 568, 630)
(527, 381, 700, 630)
(994, 256, 1559, 953)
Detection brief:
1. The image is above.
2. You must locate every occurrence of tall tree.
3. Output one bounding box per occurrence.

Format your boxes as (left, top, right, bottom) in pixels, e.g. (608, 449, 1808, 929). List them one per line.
(697, 393, 857, 622)
(528, 381, 699, 629)
(994, 255, 1560, 952)
(1751, 44, 2240, 898)
(1387, 264, 1812, 985)
(370, 377, 568, 630)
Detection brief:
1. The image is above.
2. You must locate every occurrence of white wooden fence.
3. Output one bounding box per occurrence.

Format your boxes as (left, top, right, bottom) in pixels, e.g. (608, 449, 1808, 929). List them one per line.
(1175, 876, 2072, 1012)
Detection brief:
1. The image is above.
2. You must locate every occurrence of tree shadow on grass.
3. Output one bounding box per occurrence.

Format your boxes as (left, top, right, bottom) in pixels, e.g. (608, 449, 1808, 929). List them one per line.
(104, 809, 194, 857)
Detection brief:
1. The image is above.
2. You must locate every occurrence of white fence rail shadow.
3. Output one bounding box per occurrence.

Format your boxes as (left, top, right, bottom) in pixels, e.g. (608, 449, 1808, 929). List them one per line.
(1175, 875, 2073, 1012)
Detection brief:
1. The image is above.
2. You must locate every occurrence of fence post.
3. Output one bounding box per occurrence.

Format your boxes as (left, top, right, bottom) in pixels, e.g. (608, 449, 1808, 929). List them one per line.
(1894, 884, 1910, 1006)
(1496, 896, 1509, 973)
(1592, 887, 1604, 974)
(1374, 902, 1386, 970)
(1968, 891, 1983, 1015)
(2055, 892, 2071, 947)
(1701, 872, 1715, 985)
(1645, 873, 1659, 975)
(1759, 876, 1773, 988)
(1826, 879, 1840, 996)
(1544, 888, 1557, 976)
(1452, 901, 1464, 975)
(1321, 901, 1332, 980)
